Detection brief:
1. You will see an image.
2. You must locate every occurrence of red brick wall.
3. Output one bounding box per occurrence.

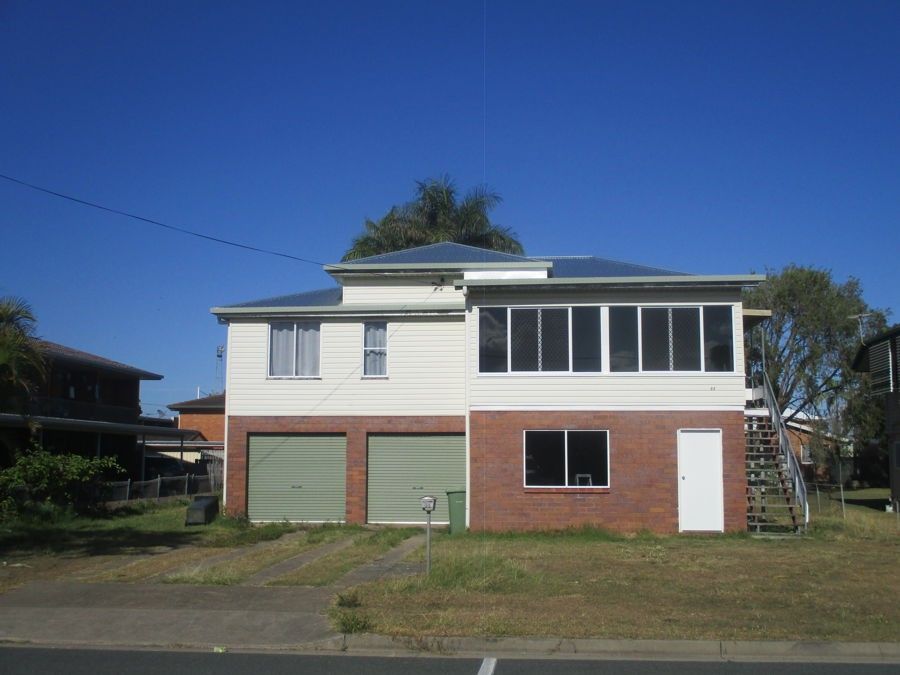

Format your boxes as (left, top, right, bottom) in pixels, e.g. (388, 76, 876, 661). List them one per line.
(225, 415, 465, 522)
(178, 412, 224, 442)
(469, 410, 745, 534)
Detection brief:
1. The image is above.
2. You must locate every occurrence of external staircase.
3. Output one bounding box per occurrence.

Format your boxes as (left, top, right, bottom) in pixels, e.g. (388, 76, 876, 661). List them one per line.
(745, 375, 809, 534)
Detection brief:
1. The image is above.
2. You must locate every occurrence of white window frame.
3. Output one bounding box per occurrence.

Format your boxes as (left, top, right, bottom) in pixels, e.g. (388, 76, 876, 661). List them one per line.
(522, 429, 610, 489)
(267, 321, 321, 379)
(477, 303, 736, 376)
(362, 321, 388, 379)
(800, 443, 813, 464)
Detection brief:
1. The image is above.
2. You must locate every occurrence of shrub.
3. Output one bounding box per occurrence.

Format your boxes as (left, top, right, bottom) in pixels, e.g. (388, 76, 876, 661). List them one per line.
(0, 444, 121, 516)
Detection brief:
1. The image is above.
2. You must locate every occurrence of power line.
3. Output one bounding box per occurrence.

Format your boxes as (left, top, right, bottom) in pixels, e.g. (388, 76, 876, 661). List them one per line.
(0, 172, 326, 267)
(0, 171, 475, 289)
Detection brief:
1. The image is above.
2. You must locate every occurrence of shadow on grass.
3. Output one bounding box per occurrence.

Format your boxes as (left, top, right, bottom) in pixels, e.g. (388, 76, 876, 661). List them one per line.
(841, 497, 890, 511)
(0, 524, 204, 557)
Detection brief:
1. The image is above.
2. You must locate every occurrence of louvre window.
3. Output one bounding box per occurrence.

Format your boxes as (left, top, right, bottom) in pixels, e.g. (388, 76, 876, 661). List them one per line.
(609, 306, 639, 372)
(478, 307, 508, 372)
(703, 305, 734, 372)
(478, 304, 733, 374)
(572, 307, 602, 372)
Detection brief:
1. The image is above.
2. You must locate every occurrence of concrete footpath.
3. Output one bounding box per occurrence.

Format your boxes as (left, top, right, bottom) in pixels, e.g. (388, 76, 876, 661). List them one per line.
(2, 579, 899, 663)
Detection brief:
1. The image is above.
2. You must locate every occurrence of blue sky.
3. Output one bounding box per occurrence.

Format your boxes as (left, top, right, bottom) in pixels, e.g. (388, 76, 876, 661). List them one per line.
(2, 1, 898, 413)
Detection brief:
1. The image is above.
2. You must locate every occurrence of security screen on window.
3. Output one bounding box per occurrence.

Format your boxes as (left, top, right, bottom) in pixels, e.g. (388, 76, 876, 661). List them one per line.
(524, 430, 609, 487)
(511, 308, 568, 372)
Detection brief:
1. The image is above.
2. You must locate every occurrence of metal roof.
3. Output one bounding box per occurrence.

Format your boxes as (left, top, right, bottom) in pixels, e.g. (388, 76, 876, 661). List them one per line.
(38, 340, 163, 380)
(214, 244, 761, 315)
(537, 256, 688, 278)
(220, 287, 343, 309)
(337, 242, 536, 266)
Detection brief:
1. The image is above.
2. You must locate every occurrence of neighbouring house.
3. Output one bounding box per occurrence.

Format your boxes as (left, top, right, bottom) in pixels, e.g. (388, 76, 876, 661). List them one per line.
(0, 340, 194, 478)
(168, 392, 225, 443)
(157, 392, 226, 474)
(781, 411, 851, 482)
(852, 325, 900, 504)
(212, 242, 799, 534)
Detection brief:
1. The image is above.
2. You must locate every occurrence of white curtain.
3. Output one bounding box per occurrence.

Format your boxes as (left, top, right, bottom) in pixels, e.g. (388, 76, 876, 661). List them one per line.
(296, 322, 320, 376)
(269, 323, 294, 376)
(364, 322, 387, 376)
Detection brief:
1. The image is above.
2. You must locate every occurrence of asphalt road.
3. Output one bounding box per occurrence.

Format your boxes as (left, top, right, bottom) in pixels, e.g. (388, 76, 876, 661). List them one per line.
(0, 647, 898, 675)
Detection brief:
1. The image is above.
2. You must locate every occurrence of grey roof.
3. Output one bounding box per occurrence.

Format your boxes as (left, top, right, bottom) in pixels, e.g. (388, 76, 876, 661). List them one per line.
(223, 287, 343, 309)
(538, 256, 688, 278)
(38, 340, 163, 380)
(338, 242, 536, 266)
(168, 392, 225, 412)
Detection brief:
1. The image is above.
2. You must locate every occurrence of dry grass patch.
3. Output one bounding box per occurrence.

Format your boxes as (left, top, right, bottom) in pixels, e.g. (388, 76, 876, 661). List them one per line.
(164, 525, 358, 585)
(86, 546, 227, 582)
(271, 528, 417, 587)
(348, 507, 900, 641)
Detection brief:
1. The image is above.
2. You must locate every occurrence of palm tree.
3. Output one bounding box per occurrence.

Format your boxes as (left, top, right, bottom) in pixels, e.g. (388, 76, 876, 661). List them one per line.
(0, 296, 45, 413)
(342, 177, 524, 261)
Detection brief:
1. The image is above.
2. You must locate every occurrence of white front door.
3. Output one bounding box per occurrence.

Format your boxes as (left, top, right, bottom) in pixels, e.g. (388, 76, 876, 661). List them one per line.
(677, 429, 724, 532)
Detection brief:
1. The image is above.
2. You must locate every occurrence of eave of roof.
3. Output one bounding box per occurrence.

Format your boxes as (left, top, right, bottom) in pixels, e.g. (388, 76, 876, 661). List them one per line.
(326, 261, 551, 273)
(212, 301, 465, 318)
(167, 393, 226, 411)
(38, 340, 163, 380)
(0, 413, 197, 437)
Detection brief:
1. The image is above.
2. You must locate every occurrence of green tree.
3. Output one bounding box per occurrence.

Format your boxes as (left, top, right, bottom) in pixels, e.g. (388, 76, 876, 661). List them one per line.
(743, 266, 888, 472)
(342, 177, 524, 261)
(0, 443, 121, 516)
(0, 296, 45, 413)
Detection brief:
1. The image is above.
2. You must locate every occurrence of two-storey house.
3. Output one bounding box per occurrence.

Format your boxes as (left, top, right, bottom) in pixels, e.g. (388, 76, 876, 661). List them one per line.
(213, 242, 768, 533)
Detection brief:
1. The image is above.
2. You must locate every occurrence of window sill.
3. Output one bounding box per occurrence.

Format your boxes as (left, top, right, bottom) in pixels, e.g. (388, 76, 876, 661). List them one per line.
(361, 376, 389, 380)
(523, 487, 610, 494)
(477, 371, 739, 377)
(266, 376, 322, 380)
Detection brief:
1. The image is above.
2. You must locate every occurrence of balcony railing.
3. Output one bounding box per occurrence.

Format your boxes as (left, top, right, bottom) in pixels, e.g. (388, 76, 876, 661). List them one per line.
(29, 397, 140, 424)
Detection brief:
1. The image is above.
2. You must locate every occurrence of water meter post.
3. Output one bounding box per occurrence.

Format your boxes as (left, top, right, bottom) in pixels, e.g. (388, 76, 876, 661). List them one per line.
(420, 495, 436, 576)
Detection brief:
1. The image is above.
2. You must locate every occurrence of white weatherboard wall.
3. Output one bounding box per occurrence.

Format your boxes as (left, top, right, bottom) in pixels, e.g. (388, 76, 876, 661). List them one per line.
(227, 316, 465, 416)
(467, 290, 748, 411)
(340, 277, 466, 305)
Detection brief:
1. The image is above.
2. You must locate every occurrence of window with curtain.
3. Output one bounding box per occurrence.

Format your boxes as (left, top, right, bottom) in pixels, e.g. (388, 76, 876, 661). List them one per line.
(363, 321, 387, 377)
(268, 321, 320, 377)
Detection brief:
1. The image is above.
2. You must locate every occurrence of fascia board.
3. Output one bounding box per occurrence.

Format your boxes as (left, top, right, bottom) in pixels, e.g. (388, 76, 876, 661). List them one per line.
(454, 274, 766, 289)
(210, 302, 466, 318)
(325, 261, 551, 273)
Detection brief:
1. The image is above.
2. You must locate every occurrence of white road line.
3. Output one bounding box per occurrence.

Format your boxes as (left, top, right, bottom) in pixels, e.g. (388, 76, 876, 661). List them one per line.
(477, 657, 497, 675)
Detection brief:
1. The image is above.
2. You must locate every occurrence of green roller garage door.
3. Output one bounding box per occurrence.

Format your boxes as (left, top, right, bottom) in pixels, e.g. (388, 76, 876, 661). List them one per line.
(248, 434, 346, 522)
(367, 434, 465, 524)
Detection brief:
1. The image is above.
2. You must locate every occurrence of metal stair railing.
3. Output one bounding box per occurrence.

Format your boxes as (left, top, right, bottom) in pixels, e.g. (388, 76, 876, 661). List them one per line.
(761, 372, 809, 531)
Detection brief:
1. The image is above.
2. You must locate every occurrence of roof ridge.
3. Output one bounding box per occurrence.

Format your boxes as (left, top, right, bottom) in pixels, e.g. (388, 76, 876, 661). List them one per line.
(342, 241, 533, 264)
(534, 254, 688, 275)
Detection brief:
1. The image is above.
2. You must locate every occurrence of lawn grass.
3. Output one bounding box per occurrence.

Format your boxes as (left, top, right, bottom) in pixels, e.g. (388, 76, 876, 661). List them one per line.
(164, 524, 360, 585)
(346, 503, 900, 642)
(0, 501, 305, 592)
(270, 527, 418, 587)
